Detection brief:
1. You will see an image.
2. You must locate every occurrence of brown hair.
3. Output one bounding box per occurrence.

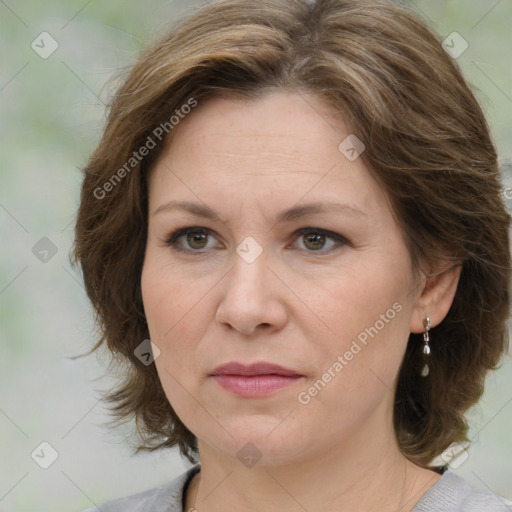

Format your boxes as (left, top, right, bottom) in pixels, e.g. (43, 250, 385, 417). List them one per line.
(73, 0, 511, 466)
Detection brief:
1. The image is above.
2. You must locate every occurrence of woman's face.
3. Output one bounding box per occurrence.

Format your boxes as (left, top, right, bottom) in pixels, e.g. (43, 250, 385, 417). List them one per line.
(141, 90, 425, 465)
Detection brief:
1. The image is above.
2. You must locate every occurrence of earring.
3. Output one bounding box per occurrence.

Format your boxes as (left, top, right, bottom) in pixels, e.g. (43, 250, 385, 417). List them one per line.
(421, 316, 431, 377)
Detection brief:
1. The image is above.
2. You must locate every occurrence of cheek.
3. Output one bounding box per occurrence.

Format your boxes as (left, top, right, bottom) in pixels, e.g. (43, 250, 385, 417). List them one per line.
(291, 271, 410, 444)
(142, 252, 205, 341)
(141, 253, 218, 387)
(141, 258, 206, 421)
(300, 253, 412, 390)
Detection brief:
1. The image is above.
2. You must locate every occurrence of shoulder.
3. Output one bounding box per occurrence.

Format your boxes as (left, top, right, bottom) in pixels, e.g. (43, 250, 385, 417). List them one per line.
(413, 470, 512, 512)
(80, 464, 200, 512)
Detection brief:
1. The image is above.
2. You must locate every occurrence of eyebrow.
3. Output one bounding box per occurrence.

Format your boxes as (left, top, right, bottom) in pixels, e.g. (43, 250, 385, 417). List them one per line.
(152, 200, 366, 223)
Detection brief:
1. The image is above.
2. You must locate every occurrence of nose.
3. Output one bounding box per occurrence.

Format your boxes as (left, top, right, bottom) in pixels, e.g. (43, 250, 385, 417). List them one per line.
(215, 249, 288, 337)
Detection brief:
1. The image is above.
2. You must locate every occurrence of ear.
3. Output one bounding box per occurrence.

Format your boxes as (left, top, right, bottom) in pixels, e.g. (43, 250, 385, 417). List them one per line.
(410, 262, 462, 333)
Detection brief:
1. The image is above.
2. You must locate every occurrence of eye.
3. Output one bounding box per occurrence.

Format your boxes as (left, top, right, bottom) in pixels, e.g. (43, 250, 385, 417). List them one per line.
(163, 226, 220, 252)
(290, 227, 348, 253)
(162, 225, 349, 254)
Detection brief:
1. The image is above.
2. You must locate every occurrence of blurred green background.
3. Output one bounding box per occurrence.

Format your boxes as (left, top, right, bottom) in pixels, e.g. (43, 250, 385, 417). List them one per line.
(1, 1, 511, 510)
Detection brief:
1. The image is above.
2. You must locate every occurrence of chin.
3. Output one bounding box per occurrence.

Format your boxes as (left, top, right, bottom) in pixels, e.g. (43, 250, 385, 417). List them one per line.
(197, 415, 316, 467)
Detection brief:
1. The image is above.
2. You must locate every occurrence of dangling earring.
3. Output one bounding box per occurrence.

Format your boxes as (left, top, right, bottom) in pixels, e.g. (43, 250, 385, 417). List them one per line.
(421, 316, 431, 377)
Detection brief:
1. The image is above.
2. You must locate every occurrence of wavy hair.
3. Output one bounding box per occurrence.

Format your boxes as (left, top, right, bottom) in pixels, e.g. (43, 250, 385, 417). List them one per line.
(73, 0, 511, 465)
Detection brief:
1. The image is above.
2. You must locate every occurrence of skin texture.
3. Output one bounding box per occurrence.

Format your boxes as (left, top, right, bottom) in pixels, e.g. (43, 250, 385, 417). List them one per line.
(141, 90, 461, 512)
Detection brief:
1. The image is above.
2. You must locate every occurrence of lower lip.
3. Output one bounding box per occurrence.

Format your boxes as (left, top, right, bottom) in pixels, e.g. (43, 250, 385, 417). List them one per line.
(211, 374, 303, 397)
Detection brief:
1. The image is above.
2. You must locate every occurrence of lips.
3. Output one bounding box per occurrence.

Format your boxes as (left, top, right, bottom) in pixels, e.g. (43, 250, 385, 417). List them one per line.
(209, 362, 304, 398)
(210, 361, 303, 377)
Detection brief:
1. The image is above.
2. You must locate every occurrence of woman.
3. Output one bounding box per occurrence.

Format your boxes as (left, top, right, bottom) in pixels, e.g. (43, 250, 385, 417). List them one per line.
(74, 0, 512, 510)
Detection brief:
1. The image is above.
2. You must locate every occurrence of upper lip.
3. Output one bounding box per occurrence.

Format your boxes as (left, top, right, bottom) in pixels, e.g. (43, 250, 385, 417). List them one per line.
(210, 361, 304, 377)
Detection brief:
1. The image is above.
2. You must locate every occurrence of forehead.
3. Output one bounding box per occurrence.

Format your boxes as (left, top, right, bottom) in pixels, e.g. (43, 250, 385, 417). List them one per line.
(162, 90, 345, 167)
(147, 90, 386, 221)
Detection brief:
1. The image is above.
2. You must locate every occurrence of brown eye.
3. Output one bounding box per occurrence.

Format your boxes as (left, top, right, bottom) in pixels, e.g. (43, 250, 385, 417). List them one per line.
(302, 232, 327, 251)
(164, 227, 219, 252)
(186, 231, 209, 249)
(292, 227, 349, 254)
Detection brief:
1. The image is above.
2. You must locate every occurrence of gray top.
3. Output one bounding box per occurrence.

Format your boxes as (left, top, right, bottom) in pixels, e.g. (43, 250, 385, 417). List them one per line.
(81, 464, 512, 511)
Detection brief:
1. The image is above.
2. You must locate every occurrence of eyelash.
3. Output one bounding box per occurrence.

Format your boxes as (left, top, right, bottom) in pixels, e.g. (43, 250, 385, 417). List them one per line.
(161, 225, 350, 255)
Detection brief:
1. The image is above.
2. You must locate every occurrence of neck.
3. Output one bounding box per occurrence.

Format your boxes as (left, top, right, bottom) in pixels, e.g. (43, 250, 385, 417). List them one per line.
(184, 404, 441, 512)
